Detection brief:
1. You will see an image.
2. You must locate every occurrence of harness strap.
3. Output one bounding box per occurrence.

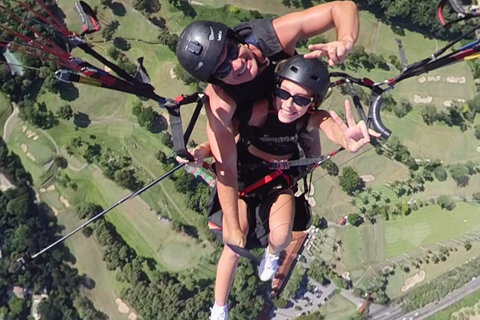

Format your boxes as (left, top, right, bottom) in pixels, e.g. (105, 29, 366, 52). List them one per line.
(239, 170, 283, 196)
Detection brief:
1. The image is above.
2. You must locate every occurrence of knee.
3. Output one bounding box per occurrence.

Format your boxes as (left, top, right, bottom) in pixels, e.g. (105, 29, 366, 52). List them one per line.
(269, 227, 292, 248)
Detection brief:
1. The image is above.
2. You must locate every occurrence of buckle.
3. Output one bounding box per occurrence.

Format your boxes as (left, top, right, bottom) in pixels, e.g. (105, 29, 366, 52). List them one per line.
(269, 160, 290, 170)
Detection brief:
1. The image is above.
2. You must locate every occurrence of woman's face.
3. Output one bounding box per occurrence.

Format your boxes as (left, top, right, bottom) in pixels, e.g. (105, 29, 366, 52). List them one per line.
(213, 43, 258, 85)
(275, 79, 314, 123)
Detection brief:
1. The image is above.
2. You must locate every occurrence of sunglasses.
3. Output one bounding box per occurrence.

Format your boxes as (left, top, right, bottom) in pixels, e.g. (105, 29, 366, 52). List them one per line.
(275, 87, 313, 107)
(214, 40, 239, 79)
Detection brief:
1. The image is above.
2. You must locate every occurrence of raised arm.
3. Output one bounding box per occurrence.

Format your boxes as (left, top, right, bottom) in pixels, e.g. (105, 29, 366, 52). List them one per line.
(205, 84, 245, 248)
(273, 1, 359, 65)
(311, 100, 375, 153)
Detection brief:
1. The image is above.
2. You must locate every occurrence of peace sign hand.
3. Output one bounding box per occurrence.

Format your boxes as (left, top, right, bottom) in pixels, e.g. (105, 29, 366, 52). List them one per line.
(330, 100, 381, 153)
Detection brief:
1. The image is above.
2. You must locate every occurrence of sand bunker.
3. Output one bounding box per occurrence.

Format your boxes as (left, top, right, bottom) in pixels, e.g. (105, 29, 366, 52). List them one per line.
(21, 144, 27, 153)
(26, 130, 35, 139)
(104, 65, 112, 73)
(128, 313, 138, 320)
(116, 298, 129, 314)
(26, 152, 36, 161)
(307, 196, 316, 207)
(477, 146, 480, 153)
(169, 68, 176, 79)
(21, 125, 27, 132)
(446, 76, 466, 84)
(33, 135, 39, 140)
(444, 99, 466, 107)
(361, 175, 375, 182)
(413, 95, 433, 104)
(401, 270, 426, 292)
(418, 76, 426, 83)
(51, 207, 58, 216)
(46, 184, 56, 191)
(59, 196, 70, 208)
(0, 173, 15, 191)
(342, 272, 351, 281)
(39, 188, 46, 193)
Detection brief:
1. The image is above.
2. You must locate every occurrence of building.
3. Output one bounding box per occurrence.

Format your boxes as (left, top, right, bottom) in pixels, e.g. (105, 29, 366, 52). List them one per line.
(270, 231, 308, 297)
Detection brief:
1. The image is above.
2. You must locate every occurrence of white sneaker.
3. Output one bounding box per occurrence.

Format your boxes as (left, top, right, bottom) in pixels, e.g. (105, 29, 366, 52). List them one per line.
(210, 304, 228, 320)
(258, 247, 280, 282)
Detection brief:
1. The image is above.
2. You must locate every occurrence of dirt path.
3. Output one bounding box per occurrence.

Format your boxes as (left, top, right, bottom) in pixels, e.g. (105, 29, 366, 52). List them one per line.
(372, 21, 383, 53)
(3, 102, 18, 140)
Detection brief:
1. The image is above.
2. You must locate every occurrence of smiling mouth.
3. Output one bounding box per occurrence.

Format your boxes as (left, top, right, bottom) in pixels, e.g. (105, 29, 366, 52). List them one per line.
(281, 109, 296, 116)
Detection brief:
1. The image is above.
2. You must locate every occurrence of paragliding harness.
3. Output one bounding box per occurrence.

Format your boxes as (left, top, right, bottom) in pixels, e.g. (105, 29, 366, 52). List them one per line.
(4, 0, 480, 268)
(206, 107, 345, 249)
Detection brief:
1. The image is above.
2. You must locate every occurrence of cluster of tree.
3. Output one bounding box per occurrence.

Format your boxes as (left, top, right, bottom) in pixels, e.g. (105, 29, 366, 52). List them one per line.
(158, 29, 179, 52)
(171, 167, 211, 214)
(56, 104, 74, 121)
(132, 100, 159, 131)
(0, 137, 106, 320)
(102, 20, 120, 41)
(281, 265, 306, 301)
(448, 162, 478, 187)
(383, 136, 417, 170)
(343, 45, 390, 71)
(399, 254, 480, 312)
(18, 100, 58, 129)
(320, 159, 339, 176)
(338, 166, 361, 195)
(308, 259, 351, 289)
(347, 213, 362, 226)
(133, 0, 161, 13)
(56, 172, 78, 191)
(436, 195, 456, 210)
(106, 47, 137, 75)
(88, 208, 264, 320)
(420, 103, 479, 132)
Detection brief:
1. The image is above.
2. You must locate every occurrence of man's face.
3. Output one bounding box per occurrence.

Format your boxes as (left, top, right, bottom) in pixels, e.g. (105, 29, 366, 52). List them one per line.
(213, 41, 258, 85)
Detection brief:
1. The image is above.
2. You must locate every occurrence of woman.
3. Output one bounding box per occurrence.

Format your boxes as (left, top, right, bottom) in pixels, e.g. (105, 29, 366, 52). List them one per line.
(180, 56, 373, 320)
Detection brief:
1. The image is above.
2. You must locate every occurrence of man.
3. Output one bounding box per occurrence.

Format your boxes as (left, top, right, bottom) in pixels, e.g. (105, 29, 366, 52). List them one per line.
(176, 2, 359, 252)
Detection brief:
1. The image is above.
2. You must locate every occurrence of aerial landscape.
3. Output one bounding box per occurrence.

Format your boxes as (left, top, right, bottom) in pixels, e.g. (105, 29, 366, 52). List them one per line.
(1, 0, 480, 319)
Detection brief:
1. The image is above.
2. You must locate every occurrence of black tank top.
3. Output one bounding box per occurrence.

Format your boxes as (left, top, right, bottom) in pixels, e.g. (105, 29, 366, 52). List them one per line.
(221, 19, 292, 124)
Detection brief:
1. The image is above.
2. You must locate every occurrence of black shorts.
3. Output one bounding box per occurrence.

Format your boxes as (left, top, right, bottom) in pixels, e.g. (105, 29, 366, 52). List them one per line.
(206, 186, 312, 250)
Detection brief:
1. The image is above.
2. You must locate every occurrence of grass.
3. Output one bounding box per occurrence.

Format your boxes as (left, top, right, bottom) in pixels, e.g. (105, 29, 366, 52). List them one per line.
(0, 93, 11, 132)
(321, 294, 358, 320)
(384, 202, 480, 258)
(386, 242, 480, 299)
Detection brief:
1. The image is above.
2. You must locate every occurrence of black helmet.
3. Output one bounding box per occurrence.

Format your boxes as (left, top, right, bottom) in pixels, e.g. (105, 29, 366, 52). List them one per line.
(275, 55, 330, 103)
(176, 21, 229, 82)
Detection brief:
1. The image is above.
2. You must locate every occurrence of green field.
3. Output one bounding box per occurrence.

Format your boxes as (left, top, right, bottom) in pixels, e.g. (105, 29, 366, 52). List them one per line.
(321, 294, 359, 320)
(384, 202, 480, 258)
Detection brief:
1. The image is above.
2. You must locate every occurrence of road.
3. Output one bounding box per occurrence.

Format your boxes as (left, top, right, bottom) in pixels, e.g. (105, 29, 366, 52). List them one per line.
(371, 276, 480, 320)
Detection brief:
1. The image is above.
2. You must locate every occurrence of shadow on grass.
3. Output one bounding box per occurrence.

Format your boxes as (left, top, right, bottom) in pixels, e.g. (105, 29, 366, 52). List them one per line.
(73, 112, 91, 128)
(110, 2, 126, 16)
(57, 82, 80, 102)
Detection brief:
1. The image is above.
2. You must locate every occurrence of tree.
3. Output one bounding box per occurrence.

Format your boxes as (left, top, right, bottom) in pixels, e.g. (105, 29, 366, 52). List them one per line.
(84, 143, 102, 163)
(113, 37, 131, 51)
(114, 168, 140, 190)
(137, 106, 157, 129)
(339, 167, 360, 195)
(161, 132, 174, 148)
(77, 202, 103, 219)
(433, 165, 447, 181)
(449, 164, 469, 187)
(107, 46, 121, 60)
(475, 124, 480, 139)
(473, 192, 480, 203)
(321, 159, 339, 176)
(437, 195, 456, 211)
(102, 20, 119, 41)
(464, 241, 472, 251)
(155, 150, 167, 163)
(100, 0, 112, 5)
(347, 213, 362, 226)
(57, 104, 73, 120)
(420, 105, 438, 125)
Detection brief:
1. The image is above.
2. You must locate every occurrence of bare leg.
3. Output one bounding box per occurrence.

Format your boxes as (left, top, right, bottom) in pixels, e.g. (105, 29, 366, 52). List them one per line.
(214, 198, 249, 306)
(268, 190, 295, 255)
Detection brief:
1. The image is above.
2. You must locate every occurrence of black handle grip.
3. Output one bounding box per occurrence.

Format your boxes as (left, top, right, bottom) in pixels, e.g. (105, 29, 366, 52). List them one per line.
(368, 94, 391, 139)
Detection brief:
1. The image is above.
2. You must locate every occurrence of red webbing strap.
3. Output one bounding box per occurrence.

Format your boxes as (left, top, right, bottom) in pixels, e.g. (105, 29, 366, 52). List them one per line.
(239, 170, 283, 197)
